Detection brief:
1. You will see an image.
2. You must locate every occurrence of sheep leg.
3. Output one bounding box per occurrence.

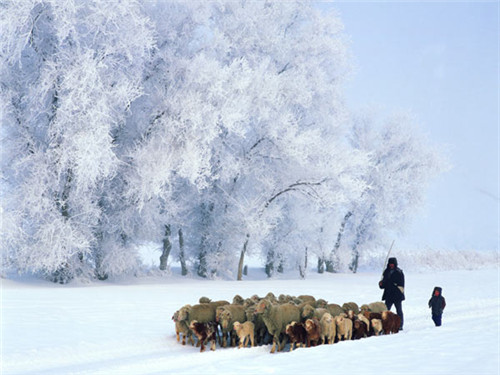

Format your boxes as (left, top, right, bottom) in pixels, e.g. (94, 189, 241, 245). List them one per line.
(199, 333, 206, 352)
(210, 332, 216, 351)
(278, 334, 287, 352)
(270, 336, 278, 353)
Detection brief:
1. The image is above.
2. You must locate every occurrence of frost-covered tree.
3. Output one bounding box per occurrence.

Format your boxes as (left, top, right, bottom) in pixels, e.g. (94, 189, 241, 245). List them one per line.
(334, 113, 447, 273)
(1, 0, 154, 282)
(191, 1, 369, 279)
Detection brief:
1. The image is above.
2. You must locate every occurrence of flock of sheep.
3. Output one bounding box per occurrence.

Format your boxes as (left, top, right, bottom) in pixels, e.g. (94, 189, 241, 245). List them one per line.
(172, 293, 402, 353)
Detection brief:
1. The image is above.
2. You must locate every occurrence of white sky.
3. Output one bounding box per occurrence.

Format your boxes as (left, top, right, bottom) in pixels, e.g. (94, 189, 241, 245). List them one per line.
(319, 1, 499, 251)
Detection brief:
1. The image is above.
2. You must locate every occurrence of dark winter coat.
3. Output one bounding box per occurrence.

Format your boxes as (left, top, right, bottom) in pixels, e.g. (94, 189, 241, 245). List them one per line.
(379, 257, 405, 302)
(428, 287, 446, 316)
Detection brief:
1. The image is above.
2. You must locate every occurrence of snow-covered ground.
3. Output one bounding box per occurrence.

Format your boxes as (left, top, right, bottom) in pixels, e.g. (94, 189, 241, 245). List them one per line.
(2, 267, 499, 375)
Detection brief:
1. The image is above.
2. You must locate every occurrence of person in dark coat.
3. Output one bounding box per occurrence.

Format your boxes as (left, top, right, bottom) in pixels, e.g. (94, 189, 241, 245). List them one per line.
(428, 286, 446, 326)
(378, 257, 405, 330)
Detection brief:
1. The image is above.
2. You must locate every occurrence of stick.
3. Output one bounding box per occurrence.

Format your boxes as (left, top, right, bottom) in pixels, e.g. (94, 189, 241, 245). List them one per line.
(381, 240, 395, 276)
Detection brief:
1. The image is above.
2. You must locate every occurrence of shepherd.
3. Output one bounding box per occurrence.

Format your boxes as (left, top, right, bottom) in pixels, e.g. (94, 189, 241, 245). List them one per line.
(379, 257, 405, 330)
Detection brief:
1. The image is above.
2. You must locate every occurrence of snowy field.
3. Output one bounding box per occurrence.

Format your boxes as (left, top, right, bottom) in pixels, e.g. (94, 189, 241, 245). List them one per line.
(2, 267, 499, 375)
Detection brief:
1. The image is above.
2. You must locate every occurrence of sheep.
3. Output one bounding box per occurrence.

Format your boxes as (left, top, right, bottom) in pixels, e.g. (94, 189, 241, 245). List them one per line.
(319, 313, 336, 344)
(285, 322, 307, 351)
(335, 315, 353, 341)
(342, 302, 359, 315)
(172, 309, 194, 346)
(265, 292, 278, 303)
(232, 294, 245, 305)
(304, 318, 322, 347)
(371, 319, 383, 336)
(278, 294, 294, 304)
(178, 303, 219, 348)
(382, 310, 401, 334)
(254, 298, 301, 353)
(218, 304, 246, 347)
(297, 295, 316, 305)
(352, 319, 368, 340)
(245, 305, 269, 345)
(316, 299, 328, 308)
(233, 321, 255, 348)
(301, 305, 329, 322)
(357, 314, 371, 330)
(189, 320, 217, 352)
(326, 303, 344, 317)
(178, 303, 217, 324)
(362, 311, 383, 321)
(360, 302, 387, 313)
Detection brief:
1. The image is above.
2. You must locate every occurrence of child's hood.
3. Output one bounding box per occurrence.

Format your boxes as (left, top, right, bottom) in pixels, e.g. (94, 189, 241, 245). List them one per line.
(433, 286, 443, 295)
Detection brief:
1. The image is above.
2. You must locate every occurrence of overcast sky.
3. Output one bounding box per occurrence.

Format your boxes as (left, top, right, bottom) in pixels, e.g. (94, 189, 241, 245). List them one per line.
(318, 1, 499, 251)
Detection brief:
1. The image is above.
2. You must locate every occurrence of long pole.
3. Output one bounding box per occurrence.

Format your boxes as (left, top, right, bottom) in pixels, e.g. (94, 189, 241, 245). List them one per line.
(381, 240, 395, 276)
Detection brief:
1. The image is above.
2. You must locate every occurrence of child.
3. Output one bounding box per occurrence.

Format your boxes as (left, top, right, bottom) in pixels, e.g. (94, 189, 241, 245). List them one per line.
(428, 286, 446, 326)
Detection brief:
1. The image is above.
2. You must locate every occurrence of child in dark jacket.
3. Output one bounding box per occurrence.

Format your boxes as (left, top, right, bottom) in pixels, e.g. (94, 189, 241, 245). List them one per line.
(428, 286, 446, 326)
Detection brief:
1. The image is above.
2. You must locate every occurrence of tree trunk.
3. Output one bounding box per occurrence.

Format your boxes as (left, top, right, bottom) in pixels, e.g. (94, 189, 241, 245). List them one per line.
(299, 247, 308, 279)
(52, 169, 76, 283)
(326, 211, 352, 273)
(317, 257, 325, 273)
(265, 249, 275, 277)
(178, 228, 188, 276)
(277, 258, 284, 273)
(160, 225, 172, 271)
(197, 202, 214, 278)
(349, 222, 367, 273)
(237, 234, 250, 281)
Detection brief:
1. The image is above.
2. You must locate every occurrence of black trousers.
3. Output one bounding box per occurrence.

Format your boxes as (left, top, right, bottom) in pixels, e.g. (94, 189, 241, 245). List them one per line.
(432, 314, 442, 326)
(385, 300, 404, 329)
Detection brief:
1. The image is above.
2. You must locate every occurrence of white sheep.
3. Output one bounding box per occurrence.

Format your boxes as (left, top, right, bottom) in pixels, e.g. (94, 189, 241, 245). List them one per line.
(319, 313, 336, 344)
(371, 319, 383, 336)
(233, 321, 255, 348)
(335, 315, 353, 341)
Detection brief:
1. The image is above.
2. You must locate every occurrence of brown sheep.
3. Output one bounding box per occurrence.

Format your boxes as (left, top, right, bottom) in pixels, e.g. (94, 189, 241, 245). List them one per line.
(304, 318, 322, 347)
(285, 321, 307, 351)
(352, 319, 368, 340)
(335, 315, 353, 341)
(189, 320, 217, 352)
(363, 311, 383, 321)
(254, 299, 301, 353)
(233, 321, 255, 348)
(319, 313, 336, 344)
(371, 319, 383, 336)
(382, 310, 401, 334)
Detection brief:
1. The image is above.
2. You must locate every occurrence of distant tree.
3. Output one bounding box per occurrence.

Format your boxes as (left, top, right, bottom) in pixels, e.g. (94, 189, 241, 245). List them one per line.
(339, 113, 447, 273)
